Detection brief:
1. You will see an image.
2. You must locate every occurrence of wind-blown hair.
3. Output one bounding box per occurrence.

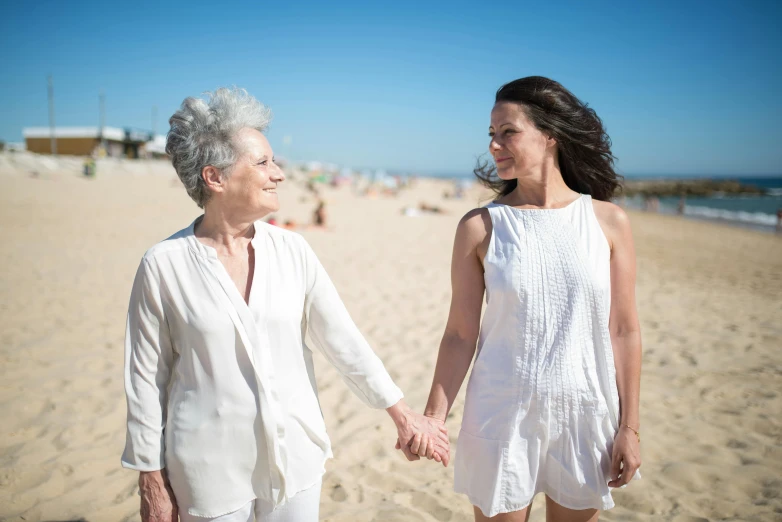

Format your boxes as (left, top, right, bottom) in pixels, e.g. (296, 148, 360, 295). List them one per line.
(475, 76, 621, 201)
(166, 87, 272, 208)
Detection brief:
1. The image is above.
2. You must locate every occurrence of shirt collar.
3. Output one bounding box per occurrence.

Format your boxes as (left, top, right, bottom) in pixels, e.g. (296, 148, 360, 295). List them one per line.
(186, 216, 263, 260)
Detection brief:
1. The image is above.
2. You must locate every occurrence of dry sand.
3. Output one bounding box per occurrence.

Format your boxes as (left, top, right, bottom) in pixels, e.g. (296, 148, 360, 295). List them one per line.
(0, 152, 780, 521)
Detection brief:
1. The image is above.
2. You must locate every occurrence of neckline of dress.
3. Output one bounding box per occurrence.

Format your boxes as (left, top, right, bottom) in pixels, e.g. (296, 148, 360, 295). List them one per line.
(491, 194, 585, 213)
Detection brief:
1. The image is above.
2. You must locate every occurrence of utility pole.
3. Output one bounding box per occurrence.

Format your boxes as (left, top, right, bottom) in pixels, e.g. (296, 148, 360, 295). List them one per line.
(47, 75, 57, 155)
(283, 134, 293, 162)
(99, 90, 106, 151)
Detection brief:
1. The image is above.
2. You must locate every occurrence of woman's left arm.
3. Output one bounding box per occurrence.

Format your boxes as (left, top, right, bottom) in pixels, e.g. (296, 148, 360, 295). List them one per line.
(300, 238, 449, 465)
(599, 203, 642, 487)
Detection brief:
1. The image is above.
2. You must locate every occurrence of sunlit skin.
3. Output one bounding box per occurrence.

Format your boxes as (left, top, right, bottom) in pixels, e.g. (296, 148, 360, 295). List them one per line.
(490, 103, 553, 179)
(197, 127, 285, 242)
(488, 101, 576, 208)
(192, 128, 286, 306)
(421, 101, 641, 522)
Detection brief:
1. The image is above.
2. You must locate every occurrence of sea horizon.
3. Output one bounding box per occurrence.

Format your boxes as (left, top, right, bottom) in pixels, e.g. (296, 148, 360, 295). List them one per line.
(421, 171, 782, 181)
(417, 171, 782, 233)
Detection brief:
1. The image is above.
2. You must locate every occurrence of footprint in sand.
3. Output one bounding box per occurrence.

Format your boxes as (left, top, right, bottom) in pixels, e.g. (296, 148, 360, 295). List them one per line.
(371, 503, 427, 522)
(330, 483, 348, 502)
(112, 481, 139, 505)
(410, 490, 454, 522)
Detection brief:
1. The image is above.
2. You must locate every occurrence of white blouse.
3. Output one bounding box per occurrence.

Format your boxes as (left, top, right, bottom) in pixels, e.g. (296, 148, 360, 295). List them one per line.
(121, 218, 403, 518)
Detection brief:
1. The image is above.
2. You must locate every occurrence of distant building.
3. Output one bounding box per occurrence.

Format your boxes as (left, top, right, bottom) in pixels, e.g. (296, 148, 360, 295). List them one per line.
(4, 142, 26, 152)
(23, 127, 152, 158)
(144, 135, 168, 159)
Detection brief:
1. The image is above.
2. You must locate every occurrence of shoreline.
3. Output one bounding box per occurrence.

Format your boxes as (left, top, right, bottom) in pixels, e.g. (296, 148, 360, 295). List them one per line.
(619, 199, 781, 235)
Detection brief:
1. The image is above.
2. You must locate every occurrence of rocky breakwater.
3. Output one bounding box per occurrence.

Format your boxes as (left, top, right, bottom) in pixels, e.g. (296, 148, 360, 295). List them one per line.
(622, 178, 768, 197)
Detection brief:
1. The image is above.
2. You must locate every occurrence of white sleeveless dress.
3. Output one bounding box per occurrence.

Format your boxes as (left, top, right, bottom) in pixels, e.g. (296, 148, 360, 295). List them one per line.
(454, 194, 634, 516)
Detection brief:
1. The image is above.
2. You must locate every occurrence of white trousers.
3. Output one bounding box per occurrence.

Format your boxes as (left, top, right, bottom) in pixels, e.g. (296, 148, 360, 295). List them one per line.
(179, 480, 322, 522)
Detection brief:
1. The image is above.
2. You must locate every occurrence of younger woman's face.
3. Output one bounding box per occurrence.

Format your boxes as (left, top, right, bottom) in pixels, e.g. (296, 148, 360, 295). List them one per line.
(489, 102, 554, 180)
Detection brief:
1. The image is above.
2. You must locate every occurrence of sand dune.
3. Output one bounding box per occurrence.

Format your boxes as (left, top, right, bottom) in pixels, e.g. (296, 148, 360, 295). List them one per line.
(0, 153, 780, 521)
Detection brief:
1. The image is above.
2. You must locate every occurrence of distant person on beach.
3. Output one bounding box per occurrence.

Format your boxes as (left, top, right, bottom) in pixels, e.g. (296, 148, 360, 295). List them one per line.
(643, 194, 659, 212)
(83, 157, 96, 177)
(776, 208, 782, 234)
(122, 87, 448, 522)
(419, 202, 446, 214)
(677, 195, 687, 215)
(313, 199, 327, 227)
(411, 77, 642, 521)
(400, 202, 446, 216)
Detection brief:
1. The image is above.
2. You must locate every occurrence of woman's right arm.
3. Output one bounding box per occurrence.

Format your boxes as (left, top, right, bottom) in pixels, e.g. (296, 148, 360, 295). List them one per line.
(423, 208, 490, 423)
(122, 257, 178, 522)
(139, 470, 178, 522)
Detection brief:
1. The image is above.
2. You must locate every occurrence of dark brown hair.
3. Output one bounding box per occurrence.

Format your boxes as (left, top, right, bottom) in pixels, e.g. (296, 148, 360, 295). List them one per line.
(475, 76, 622, 201)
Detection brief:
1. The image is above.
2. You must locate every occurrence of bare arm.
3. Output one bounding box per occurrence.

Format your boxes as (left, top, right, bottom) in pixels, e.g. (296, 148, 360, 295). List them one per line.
(424, 208, 490, 421)
(603, 204, 642, 431)
(595, 201, 642, 486)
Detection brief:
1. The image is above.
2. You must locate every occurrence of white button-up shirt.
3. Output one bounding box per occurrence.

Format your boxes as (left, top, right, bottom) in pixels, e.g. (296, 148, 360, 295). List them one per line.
(121, 219, 403, 518)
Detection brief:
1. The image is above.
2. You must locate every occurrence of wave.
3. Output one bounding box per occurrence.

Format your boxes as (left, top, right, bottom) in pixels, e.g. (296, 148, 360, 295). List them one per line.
(682, 205, 778, 227)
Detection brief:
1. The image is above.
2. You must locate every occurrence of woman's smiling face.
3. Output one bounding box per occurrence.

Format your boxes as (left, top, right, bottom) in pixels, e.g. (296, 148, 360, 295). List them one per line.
(218, 127, 286, 217)
(489, 102, 554, 180)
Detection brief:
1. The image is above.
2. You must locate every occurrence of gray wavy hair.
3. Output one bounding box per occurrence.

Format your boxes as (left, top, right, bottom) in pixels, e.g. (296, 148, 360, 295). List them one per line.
(166, 87, 272, 208)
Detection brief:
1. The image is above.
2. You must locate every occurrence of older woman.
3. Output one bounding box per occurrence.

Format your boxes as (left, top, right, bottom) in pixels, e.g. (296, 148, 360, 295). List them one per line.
(121, 88, 449, 522)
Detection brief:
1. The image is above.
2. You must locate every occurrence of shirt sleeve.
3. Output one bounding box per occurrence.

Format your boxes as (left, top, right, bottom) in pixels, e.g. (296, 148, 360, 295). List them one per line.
(301, 238, 403, 409)
(121, 257, 175, 471)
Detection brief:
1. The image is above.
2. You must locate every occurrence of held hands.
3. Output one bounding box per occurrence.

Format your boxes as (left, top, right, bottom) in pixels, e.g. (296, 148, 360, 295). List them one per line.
(608, 425, 641, 488)
(389, 402, 450, 467)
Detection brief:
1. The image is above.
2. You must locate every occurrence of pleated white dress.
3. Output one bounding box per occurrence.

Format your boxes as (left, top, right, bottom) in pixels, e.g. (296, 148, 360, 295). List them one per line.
(454, 194, 636, 516)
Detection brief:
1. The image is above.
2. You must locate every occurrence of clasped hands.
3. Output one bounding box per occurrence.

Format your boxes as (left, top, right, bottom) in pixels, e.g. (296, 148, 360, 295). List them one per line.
(389, 401, 450, 466)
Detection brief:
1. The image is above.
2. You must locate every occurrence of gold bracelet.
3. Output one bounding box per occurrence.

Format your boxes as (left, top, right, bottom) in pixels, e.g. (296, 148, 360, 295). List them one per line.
(622, 424, 640, 443)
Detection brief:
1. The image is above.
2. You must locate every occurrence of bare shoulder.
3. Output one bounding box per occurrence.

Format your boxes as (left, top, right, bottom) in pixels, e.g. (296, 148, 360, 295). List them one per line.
(592, 199, 632, 231)
(591, 199, 633, 249)
(592, 199, 629, 225)
(456, 207, 492, 244)
(455, 207, 492, 262)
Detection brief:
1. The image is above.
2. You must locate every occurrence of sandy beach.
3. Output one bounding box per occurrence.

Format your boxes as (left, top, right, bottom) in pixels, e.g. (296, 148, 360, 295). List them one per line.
(1, 153, 780, 522)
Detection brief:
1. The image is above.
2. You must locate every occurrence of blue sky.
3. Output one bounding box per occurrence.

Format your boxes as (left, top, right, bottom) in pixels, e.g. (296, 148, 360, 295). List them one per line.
(1, 0, 780, 176)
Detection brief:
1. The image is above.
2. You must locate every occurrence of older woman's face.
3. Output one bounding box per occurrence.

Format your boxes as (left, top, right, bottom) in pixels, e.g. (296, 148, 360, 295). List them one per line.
(221, 128, 285, 217)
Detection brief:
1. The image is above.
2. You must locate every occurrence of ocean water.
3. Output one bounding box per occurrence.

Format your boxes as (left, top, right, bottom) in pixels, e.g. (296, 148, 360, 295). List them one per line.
(628, 176, 782, 232)
(434, 173, 782, 233)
